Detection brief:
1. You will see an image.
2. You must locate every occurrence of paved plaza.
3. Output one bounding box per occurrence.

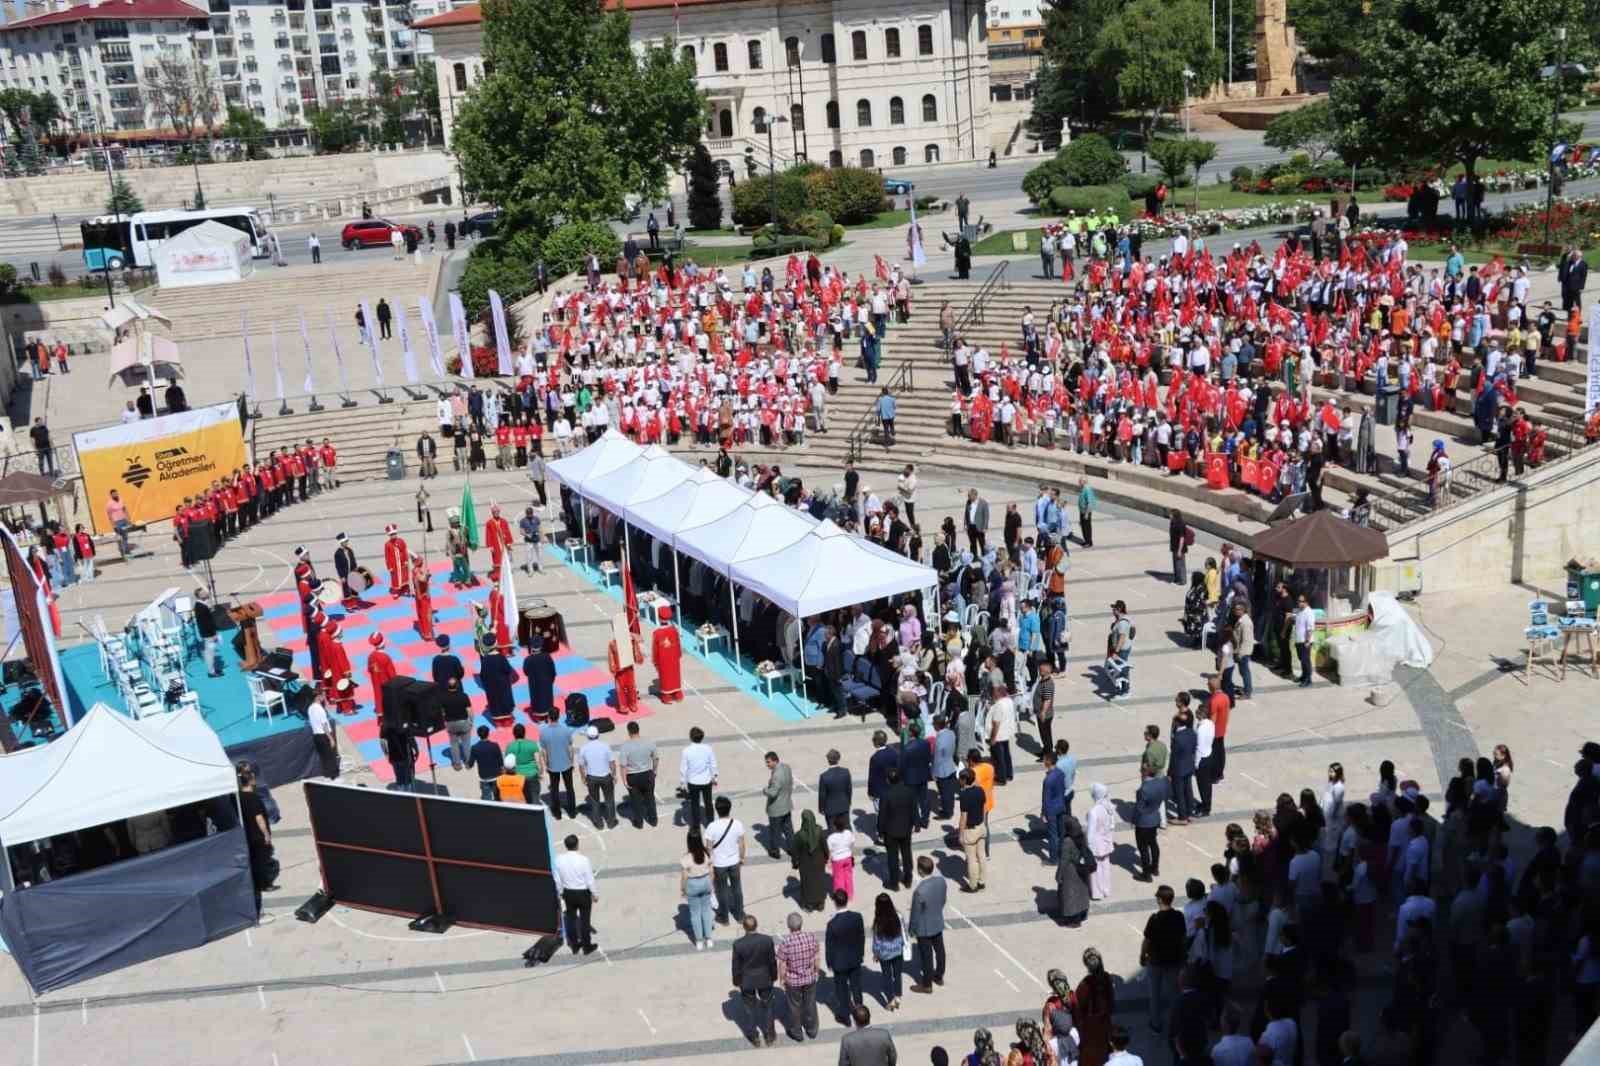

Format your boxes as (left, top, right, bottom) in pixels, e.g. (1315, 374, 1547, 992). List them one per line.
(1, 454, 1585, 1066)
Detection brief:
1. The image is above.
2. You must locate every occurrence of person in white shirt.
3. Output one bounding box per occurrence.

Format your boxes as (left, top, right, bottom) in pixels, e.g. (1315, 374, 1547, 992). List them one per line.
(702, 795, 747, 923)
(577, 726, 618, 829)
(1292, 595, 1316, 687)
(679, 726, 718, 828)
(986, 683, 1017, 785)
(1210, 1005, 1255, 1066)
(552, 833, 599, 954)
(1195, 704, 1216, 815)
(306, 693, 338, 779)
(1257, 1002, 1298, 1066)
(1104, 1024, 1144, 1066)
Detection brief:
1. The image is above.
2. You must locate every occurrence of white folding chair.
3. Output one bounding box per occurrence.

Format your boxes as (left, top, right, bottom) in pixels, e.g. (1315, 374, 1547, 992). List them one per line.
(247, 673, 287, 722)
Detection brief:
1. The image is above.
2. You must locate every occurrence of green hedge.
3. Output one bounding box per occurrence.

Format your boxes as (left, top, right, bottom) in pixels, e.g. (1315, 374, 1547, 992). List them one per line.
(791, 209, 835, 246)
(540, 220, 620, 278)
(1023, 134, 1129, 204)
(1048, 184, 1133, 221)
(731, 170, 811, 228)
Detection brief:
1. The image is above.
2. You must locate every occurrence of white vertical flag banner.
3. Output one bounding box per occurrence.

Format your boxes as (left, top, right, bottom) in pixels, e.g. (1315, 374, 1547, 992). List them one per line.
(360, 299, 386, 387)
(498, 552, 519, 641)
(396, 301, 420, 385)
(298, 312, 317, 394)
(449, 291, 474, 380)
(488, 288, 514, 376)
(269, 324, 286, 404)
(417, 295, 446, 378)
(326, 309, 351, 397)
(1588, 301, 1600, 415)
(240, 310, 257, 406)
(908, 198, 927, 267)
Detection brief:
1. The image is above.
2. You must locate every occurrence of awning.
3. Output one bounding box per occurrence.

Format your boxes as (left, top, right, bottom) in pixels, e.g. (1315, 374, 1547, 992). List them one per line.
(1251, 509, 1390, 567)
(676, 491, 817, 573)
(107, 334, 184, 388)
(583, 445, 695, 517)
(732, 520, 938, 618)
(0, 471, 73, 506)
(100, 298, 172, 334)
(546, 429, 643, 493)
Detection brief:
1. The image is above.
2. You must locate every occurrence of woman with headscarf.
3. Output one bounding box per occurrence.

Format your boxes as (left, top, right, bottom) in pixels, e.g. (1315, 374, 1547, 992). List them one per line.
(965, 1028, 1003, 1066)
(1041, 970, 1079, 1064)
(1084, 784, 1115, 901)
(1006, 1018, 1054, 1066)
(1072, 948, 1114, 1066)
(789, 810, 831, 911)
(1055, 816, 1091, 928)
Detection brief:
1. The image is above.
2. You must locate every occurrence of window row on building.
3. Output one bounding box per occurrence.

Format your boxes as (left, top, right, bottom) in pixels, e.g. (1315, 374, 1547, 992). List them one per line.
(710, 93, 943, 139)
(686, 25, 937, 75)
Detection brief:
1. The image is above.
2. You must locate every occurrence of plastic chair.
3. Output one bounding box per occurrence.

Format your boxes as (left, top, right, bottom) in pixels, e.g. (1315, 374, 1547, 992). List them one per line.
(247, 673, 287, 722)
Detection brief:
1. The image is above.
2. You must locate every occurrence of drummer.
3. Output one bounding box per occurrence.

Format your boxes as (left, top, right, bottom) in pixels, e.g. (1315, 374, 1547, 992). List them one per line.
(333, 532, 361, 610)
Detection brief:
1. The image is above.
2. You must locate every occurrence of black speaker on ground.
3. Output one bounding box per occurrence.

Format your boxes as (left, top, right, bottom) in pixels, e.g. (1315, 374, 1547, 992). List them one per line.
(185, 523, 218, 563)
(564, 692, 589, 727)
(381, 676, 445, 736)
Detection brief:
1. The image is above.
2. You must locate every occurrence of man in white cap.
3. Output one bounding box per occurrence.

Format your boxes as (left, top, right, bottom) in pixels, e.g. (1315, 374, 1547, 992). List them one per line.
(577, 724, 618, 829)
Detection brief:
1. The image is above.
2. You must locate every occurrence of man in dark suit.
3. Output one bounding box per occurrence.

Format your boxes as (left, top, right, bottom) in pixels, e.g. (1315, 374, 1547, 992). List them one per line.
(817, 749, 853, 824)
(431, 634, 465, 688)
(1560, 247, 1589, 311)
(1167, 704, 1198, 824)
(908, 855, 947, 993)
(899, 728, 933, 831)
(821, 626, 845, 717)
(877, 768, 917, 889)
(1133, 765, 1169, 880)
(523, 637, 558, 718)
(730, 914, 778, 1047)
(866, 731, 900, 844)
(824, 889, 865, 1019)
(963, 487, 990, 555)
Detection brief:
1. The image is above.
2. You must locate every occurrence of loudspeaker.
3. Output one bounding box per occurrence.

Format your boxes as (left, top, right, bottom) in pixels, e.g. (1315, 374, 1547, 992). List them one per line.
(295, 890, 334, 924)
(381, 676, 445, 736)
(564, 692, 589, 727)
(592, 716, 615, 735)
(185, 523, 218, 563)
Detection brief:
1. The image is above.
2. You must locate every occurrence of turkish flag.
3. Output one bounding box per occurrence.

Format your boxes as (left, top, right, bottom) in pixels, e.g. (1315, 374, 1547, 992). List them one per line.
(1205, 453, 1229, 489)
(1242, 458, 1261, 492)
(1167, 449, 1189, 473)
(1257, 461, 1280, 495)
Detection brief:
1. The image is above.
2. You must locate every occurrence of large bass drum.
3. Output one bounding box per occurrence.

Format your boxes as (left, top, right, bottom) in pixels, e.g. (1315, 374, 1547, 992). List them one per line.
(519, 605, 566, 652)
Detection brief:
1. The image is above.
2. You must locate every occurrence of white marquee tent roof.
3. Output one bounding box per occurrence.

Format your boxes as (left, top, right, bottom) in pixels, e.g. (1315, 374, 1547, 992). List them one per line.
(732, 520, 939, 619)
(0, 704, 236, 847)
(546, 429, 643, 492)
(582, 446, 695, 517)
(676, 492, 818, 573)
(627, 468, 750, 545)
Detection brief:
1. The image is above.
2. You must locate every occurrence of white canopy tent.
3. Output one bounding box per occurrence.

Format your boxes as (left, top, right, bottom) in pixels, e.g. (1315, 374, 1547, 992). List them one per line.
(0, 703, 237, 889)
(677, 493, 818, 659)
(732, 520, 938, 620)
(153, 220, 256, 290)
(546, 429, 644, 493)
(583, 446, 695, 517)
(629, 469, 751, 544)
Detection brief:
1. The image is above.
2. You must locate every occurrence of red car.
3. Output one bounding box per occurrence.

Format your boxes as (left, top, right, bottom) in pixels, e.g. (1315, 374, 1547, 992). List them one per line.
(340, 218, 423, 250)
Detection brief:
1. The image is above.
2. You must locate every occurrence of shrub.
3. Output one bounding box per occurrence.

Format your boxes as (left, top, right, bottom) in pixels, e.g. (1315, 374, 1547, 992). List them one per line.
(0, 263, 16, 297)
(914, 195, 939, 210)
(731, 169, 810, 228)
(457, 252, 532, 322)
(1289, 152, 1312, 169)
(791, 209, 835, 246)
(686, 142, 724, 230)
(1230, 165, 1254, 185)
(46, 263, 66, 287)
(540, 220, 620, 278)
(1355, 167, 1387, 190)
(1270, 173, 1303, 194)
(818, 166, 888, 224)
(1023, 134, 1129, 204)
(1123, 174, 1160, 200)
(830, 223, 845, 245)
(1048, 184, 1132, 221)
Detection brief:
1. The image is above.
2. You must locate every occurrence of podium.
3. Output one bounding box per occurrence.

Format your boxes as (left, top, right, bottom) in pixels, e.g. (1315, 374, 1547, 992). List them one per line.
(228, 601, 265, 670)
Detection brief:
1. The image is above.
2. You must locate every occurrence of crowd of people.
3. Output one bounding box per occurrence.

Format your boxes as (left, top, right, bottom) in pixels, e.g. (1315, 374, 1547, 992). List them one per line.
(936, 226, 1581, 512)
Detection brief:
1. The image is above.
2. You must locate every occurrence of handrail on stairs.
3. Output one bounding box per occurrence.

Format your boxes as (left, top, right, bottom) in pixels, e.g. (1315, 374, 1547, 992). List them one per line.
(844, 360, 916, 464)
(942, 260, 1009, 353)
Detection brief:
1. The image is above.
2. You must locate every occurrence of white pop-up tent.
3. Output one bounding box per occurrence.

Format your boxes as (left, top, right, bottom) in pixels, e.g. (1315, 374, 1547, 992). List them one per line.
(546, 429, 644, 493)
(583, 445, 695, 517)
(733, 520, 938, 620)
(677, 493, 818, 657)
(629, 468, 750, 544)
(0, 704, 256, 994)
(153, 220, 256, 289)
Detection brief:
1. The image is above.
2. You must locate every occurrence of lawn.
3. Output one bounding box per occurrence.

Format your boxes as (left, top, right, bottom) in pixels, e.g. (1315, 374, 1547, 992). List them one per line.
(1406, 239, 1600, 269)
(845, 208, 911, 230)
(1, 279, 132, 304)
(1181, 183, 1385, 212)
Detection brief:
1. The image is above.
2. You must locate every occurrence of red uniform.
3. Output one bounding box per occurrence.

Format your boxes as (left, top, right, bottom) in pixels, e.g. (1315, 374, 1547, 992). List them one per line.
(484, 513, 513, 580)
(608, 639, 640, 715)
(411, 557, 434, 640)
(318, 627, 357, 713)
(367, 641, 397, 719)
(487, 586, 513, 651)
(383, 532, 410, 596)
(651, 622, 683, 703)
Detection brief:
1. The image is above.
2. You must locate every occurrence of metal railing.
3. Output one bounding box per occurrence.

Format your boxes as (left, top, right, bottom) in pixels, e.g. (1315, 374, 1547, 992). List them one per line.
(942, 259, 1009, 352)
(0, 444, 80, 480)
(844, 360, 916, 463)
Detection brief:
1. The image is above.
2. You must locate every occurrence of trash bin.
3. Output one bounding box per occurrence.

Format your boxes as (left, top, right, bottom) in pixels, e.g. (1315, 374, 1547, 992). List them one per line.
(1567, 561, 1600, 616)
(386, 448, 406, 481)
(1374, 385, 1400, 426)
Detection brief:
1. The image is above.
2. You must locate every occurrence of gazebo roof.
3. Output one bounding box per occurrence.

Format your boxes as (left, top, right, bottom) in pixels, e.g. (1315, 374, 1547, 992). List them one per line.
(0, 472, 72, 507)
(1251, 509, 1390, 567)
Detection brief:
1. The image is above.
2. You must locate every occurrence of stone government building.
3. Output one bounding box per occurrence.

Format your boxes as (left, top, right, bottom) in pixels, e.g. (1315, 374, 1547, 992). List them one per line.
(416, 0, 993, 174)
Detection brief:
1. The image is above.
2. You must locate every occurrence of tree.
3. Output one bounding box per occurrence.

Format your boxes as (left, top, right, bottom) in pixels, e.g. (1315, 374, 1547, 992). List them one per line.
(1263, 100, 1340, 165)
(0, 88, 60, 142)
(193, 62, 222, 136)
(219, 105, 271, 159)
(686, 142, 723, 230)
(415, 63, 442, 143)
(368, 71, 413, 146)
(1093, 0, 1219, 150)
(1293, 0, 1391, 78)
(106, 176, 144, 216)
(148, 54, 198, 134)
(1029, 0, 1125, 144)
(451, 0, 704, 237)
(1329, 0, 1581, 189)
(308, 100, 366, 153)
(1023, 133, 1128, 202)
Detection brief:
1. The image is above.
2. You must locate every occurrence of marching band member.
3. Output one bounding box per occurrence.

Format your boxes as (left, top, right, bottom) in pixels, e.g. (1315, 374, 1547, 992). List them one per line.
(383, 524, 411, 597)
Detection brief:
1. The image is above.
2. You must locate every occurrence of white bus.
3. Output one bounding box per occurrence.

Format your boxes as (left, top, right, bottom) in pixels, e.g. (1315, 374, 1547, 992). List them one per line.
(81, 206, 273, 271)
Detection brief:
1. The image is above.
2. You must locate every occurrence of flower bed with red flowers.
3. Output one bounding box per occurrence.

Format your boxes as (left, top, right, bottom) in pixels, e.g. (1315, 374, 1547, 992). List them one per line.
(445, 344, 499, 376)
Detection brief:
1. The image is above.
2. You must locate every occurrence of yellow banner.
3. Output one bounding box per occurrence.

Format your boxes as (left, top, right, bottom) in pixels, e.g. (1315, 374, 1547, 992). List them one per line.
(73, 402, 246, 535)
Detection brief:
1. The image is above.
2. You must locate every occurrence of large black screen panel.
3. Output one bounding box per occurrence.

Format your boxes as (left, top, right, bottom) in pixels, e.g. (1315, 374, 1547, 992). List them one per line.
(434, 864, 561, 935)
(318, 848, 436, 917)
(422, 796, 552, 870)
(304, 781, 425, 855)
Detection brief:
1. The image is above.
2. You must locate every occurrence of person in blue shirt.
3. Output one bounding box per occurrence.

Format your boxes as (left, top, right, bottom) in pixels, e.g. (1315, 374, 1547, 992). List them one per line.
(1017, 601, 1041, 684)
(465, 725, 503, 801)
(875, 388, 897, 446)
(1041, 749, 1068, 864)
(931, 715, 959, 819)
(538, 710, 578, 819)
(1076, 479, 1097, 548)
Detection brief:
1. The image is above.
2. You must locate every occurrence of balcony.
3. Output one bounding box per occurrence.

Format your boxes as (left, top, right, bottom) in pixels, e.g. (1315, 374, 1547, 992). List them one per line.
(289, 14, 306, 30)
(234, 9, 249, 23)
(219, 61, 239, 79)
(223, 85, 242, 102)
(274, 35, 290, 48)
(337, 7, 351, 19)
(270, 9, 286, 23)
(319, 33, 337, 52)
(208, 16, 229, 34)
(292, 35, 310, 51)
(243, 57, 258, 72)
(99, 44, 133, 64)
(239, 31, 253, 45)
(315, 14, 333, 30)
(281, 75, 296, 89)
(215, 41, 235, 58)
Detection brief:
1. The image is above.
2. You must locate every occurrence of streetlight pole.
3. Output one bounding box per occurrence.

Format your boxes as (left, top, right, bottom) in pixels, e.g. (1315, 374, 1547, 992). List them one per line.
(1544, 26, 1567, 250)
(188, 34, 206, 209)
(764, 113, 788, 229)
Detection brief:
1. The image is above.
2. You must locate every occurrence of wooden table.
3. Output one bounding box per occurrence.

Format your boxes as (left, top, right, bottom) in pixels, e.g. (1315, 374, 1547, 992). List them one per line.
(1558, 623, 1599, 680)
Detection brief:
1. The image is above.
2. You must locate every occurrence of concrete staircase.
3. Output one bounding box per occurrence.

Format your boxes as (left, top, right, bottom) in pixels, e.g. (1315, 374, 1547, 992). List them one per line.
(150, 260, 432, 343)
(250, 398, 439, 479)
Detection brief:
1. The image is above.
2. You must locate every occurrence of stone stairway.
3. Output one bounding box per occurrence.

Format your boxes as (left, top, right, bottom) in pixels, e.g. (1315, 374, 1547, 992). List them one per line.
(150, 260, 434, 343)
(250, 398, 440, 481)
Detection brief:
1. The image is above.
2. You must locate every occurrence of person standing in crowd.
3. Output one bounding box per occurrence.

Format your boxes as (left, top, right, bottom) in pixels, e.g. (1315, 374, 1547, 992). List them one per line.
(552, 834, 597, 954)
(237, 764, 277, 914)
(1293, 594, 1317, 687)
(838, 1005, 896, 1066)
(1078, 477, 1097, 547)
(777, 913, 821, 1043)
(731, 914, 779, 1048)
(1134, 764, 1168, 880)
(957, 767, 987, 892)
(1169, 509, 1190, 584)
(764, 750, 795, 859)
(465, 725, 502, 801)
(878, 767, 916, 890)
(826, 888, 866, 1020)
(908, 855, 946, 994)
(705, 795, 747, 925)
(681, 829, 715, 949)
(617, 721, 658, 828)
(306, 687, 339, 779)
(987, 682, 1017, 786)
(538, 709, 578, 819)
(818, 747, 853, 825)
(578, 725, 617, 829)
(680, 726, 718, 829)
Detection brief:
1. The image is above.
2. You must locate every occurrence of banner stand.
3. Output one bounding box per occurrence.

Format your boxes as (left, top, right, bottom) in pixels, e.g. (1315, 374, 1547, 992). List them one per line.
(308, 394, 325, 413)
(375, 388, 395, 405)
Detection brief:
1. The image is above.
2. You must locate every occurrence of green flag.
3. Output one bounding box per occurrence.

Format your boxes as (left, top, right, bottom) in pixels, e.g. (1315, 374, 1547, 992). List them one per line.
(460, 479, 480, 549)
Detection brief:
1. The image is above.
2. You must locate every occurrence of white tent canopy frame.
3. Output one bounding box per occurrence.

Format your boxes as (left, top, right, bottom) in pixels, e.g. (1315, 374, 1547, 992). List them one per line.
(551, 437, 938, 675)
